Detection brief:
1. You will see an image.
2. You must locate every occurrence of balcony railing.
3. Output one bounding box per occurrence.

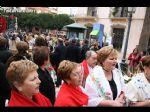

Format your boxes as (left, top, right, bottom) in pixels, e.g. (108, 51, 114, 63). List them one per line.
(110, 7, 128, 18)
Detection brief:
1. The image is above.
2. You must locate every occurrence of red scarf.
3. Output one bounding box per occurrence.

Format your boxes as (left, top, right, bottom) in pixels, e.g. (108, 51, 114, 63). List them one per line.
(54, 83, 88, 107)
(8, 90, 52, 107)
(81, 60, 89, 79)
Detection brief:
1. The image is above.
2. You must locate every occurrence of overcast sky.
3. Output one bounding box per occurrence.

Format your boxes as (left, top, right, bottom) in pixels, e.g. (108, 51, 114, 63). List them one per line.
(58, 7, 77, 15)
(58, 7, 71, 14)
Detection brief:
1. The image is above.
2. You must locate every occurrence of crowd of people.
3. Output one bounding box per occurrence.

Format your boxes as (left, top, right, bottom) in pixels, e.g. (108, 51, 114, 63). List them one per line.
(0, 30, 150, 107)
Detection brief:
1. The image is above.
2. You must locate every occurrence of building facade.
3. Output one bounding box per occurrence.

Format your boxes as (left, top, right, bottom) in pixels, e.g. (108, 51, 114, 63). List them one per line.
(73, 7, 147, 60)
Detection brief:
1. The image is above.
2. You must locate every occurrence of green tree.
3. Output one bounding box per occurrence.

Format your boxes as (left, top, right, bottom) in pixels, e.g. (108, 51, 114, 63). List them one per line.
(13, 12, 74, 30)
(53, 14, 74, 30)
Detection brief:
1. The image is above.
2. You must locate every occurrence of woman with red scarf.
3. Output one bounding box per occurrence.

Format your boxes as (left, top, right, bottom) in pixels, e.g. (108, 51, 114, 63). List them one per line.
(54, 60, 88, 107)
(6, 60, 52, 107)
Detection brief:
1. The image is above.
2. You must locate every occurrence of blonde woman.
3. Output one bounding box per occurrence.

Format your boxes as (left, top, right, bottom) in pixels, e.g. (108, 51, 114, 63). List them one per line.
(85, 46, 125, 106)
(6, 60, 52, 107)
(54, 60, 88, 107)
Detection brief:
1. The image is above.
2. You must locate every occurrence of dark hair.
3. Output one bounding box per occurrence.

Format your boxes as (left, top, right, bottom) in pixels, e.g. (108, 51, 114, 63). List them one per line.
(11, 35, 16, 40)
(35, 37, 48, 47)
(139, 56, 150, 72)
(16, 41, 29, 53)
(142, 55, 150, 67)
(65, 41, 69, 46)
(33, 46, 49, 66)
(133, 48, 139, 54)
(83, 39, 89, 45)
(143, 50, 147, 56)
(50, 45, 53, 53)
(0, 37, 8, 48)
(71, 38, 76, 45)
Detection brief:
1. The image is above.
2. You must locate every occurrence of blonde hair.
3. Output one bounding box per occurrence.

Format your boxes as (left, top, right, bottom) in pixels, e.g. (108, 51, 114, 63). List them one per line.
(57, 60, 78, 80)
(97, 46, 118, 65)
(6, 60, 38, 89)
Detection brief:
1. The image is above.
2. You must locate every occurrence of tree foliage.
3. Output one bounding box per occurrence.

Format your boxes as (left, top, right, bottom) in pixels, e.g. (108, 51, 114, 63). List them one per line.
(14, 12, 74, 30)
(1, 10, 74, 30)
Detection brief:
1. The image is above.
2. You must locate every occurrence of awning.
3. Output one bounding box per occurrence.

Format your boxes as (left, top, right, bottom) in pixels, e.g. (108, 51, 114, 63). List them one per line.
(64, 23, 87, 29)
(90, 30, 99, 36)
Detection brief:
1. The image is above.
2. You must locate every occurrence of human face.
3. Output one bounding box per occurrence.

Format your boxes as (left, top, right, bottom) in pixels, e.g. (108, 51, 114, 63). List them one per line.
(144, 66, 150, 82)
(102, 53, 117, 71)
(17, 71, 41, 99)
(87, 53, 97, 68)
(133, 48, 138, 54)
(67, 66, 83, 87)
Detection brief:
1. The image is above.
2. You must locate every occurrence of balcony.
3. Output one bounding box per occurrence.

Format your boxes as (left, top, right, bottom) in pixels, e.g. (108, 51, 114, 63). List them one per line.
(110, 7, 128, 22)
(87, 7, 97, 17)
(71, 16, 97, 24)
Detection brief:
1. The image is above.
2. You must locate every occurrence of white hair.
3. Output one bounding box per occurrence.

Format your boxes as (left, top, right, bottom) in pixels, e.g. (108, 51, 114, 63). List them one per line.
(85, 50, 97, 59)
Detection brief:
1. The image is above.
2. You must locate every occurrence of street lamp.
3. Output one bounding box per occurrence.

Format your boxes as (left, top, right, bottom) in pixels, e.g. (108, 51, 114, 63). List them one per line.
(121, 7, 136, 72)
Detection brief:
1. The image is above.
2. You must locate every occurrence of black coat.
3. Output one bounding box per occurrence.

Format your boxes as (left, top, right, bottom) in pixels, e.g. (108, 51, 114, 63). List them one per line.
(6, 52, 31, 68)
(0, 61, 11, 106)
(53, 44, 67, 68)
(66, 44, 81, 63)
(37, 68, 56, 105)
(81, 45, 89, 61)
(0, 49, 13, 64)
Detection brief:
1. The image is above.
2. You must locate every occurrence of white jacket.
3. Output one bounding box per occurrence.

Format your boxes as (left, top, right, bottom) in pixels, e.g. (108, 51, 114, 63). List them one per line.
(85, 65, 125, 106)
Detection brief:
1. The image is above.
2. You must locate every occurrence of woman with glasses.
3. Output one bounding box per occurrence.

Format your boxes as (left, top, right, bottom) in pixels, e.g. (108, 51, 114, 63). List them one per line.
(54, 60, 88, 107)
(126, 55, 150, 106)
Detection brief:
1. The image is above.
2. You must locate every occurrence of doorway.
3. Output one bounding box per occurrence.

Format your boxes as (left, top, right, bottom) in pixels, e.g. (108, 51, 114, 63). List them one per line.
(112, 28, 125, 51)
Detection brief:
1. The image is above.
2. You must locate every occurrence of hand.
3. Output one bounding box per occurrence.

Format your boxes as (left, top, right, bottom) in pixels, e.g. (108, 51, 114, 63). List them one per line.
(112, 100, 124, 107)
(118, 92, 125, 99)
(115, 97, 125, 105)
(131, 56, 134, 60)
(117, 92, 125, 104)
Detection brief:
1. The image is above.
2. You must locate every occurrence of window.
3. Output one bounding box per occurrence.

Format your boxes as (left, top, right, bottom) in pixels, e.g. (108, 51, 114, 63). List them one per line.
(87, 7, 97, 17)
(112, 28, 125, 51)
